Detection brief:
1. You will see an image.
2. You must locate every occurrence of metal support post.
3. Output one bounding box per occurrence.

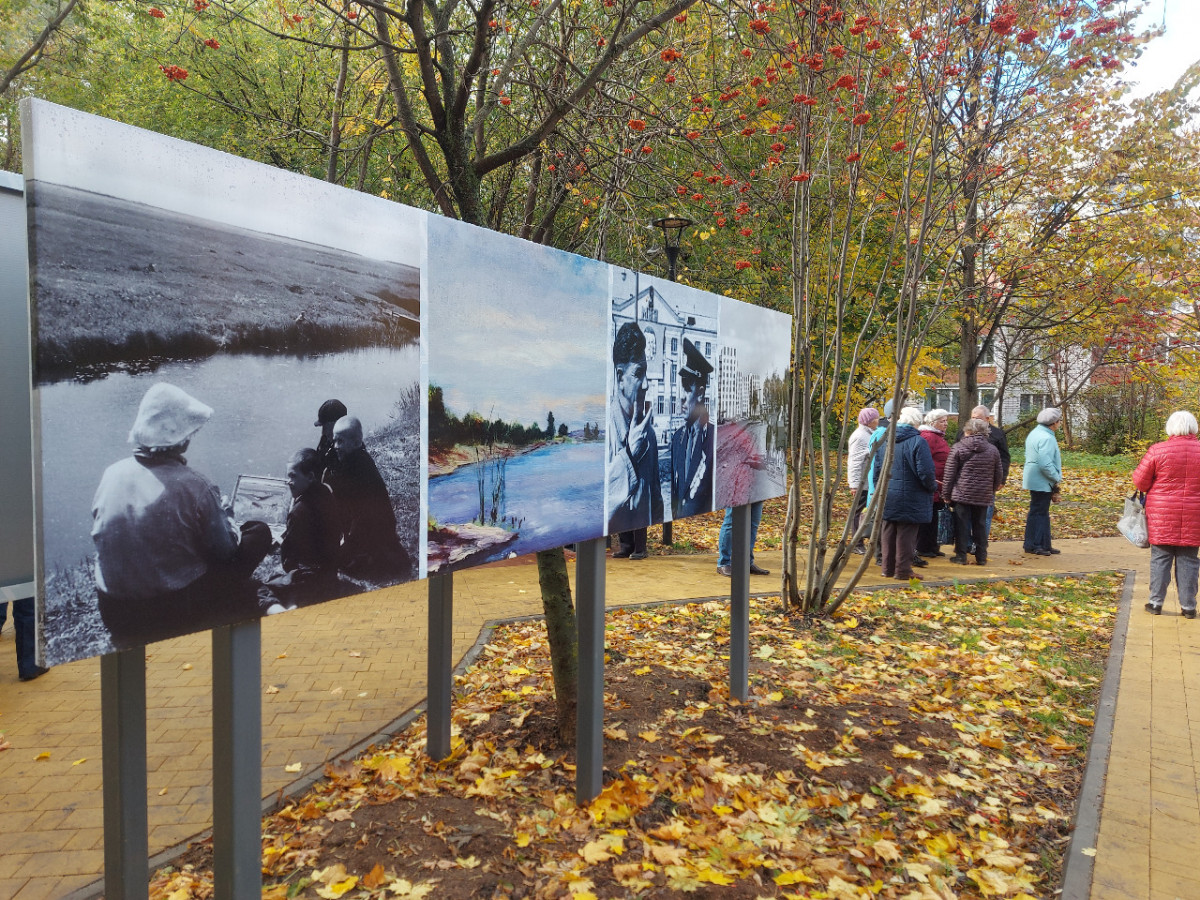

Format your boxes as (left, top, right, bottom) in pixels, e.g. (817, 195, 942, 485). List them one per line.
(575, 537, 606, 804)
(729, 504, 751, 702)
(212, 619, 262, 900)
(427, 573, 454, 760)
(101, 647, 148, 900)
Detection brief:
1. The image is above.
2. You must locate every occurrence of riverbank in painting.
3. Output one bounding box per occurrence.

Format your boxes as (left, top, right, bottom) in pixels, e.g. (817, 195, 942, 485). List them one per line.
(28, 183, 419, 382)
(427, 440, 605, 572)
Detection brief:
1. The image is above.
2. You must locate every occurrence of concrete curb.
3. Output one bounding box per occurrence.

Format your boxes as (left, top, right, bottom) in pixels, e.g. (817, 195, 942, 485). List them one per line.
(1059, 569, 1134, 900)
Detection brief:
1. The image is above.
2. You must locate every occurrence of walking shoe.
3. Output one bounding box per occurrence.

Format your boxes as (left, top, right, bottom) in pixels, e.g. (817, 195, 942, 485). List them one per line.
(717, 565, 732, 577)
(1184, 609, 1197, 619)
(1145, 602, 1163, 615)
(19, 666, 48, 682)
(612, 549, 632, 558)
(628, 551, 647, 560)
(949, 555, 969, 564)
(975, 558, 987, 566)
(920, 550, 946, 558)
(911, 557, 928, 568)
(851, 546, 866, 555)
(897, 573, 923, 582)
(749, 563, 771, 576)
(1029, 549, 1052, 556)
(1047, 548, 1061, 555)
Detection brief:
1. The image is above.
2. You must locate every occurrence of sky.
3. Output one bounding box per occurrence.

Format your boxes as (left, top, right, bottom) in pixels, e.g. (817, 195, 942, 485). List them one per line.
(23, 100, 424, 266)
(1125, 0, 1200, 98)
(426, 216, 610, 430)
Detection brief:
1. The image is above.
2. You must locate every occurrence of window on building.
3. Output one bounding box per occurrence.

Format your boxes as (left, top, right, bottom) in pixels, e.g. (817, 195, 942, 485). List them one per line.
(671, 337, 678, 354)
(1019, 392, 1053, 416)
(657, 396, 664, 415)
(670, 397, 677, 415)
(979, 388, 996, 410)
(670, 362, 677, 384)
(977, 343, 995, 366)
(924, 388, 959, 413)
(705, 342, 712, 357)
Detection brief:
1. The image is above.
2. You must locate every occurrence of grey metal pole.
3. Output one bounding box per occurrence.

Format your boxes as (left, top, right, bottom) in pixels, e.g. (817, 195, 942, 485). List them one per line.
(575, 537, 606, 804)
(427, 573, 454, 760)
(729, 504, 751, 702)
(101, 648, 148, 900)
(212, 619, 262, 900)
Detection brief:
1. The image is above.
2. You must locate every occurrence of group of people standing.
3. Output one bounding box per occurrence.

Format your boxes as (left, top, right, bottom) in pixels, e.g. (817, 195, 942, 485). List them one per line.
(91, 384, 411, 649)
(847, 400, 1069, 579)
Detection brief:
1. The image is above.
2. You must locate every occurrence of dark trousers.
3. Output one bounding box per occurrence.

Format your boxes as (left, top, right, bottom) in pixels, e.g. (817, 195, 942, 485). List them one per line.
(1, 598, 39, 679)
(618, 528, 647, 555)
(915, 502, 945, 554)
(1023, 490, 1053, 552)
(954, 503, 989, 562)
(98, 521, 272, 650)
(881, 521, 920, 578)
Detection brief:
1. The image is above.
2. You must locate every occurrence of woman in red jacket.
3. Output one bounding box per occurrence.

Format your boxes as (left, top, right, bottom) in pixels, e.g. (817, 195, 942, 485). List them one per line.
(1132, 410, 1200, 618)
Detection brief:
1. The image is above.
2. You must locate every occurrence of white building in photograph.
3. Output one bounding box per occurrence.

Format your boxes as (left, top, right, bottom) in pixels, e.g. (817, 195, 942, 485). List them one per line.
(611, 280, 717, 449)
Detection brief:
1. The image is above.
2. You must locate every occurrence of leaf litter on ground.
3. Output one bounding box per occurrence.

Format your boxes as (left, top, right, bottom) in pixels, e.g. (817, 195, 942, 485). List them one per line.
(151, 573, 1121, 899)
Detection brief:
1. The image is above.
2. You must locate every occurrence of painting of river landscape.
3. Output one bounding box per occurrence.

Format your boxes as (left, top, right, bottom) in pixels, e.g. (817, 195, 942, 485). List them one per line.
(24, 100, 424, 666)
(714, 299, 791, 509)
(425, 216, 608, 572)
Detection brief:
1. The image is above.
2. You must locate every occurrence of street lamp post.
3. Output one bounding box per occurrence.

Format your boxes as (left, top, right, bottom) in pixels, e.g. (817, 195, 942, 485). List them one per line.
(652, 215, 692, 547)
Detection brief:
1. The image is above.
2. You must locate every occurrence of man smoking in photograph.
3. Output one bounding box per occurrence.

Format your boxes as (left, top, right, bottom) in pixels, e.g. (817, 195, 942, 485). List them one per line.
(91, 383, 271, 648)
(607, 321, 663, 536)
(324, 415, 413, 581)
(671, 338, 715, 519)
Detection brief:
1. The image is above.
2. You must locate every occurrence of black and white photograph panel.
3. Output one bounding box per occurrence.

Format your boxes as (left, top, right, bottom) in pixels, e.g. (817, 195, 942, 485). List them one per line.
(606, 270, 718, 535)
(23, 100, 424, 666)
(425, 215, 608, 573)
(714, 298, 791, 509)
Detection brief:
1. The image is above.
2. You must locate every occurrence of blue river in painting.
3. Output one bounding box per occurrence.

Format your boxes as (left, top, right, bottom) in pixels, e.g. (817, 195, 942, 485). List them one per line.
(428, 440, 605, 561)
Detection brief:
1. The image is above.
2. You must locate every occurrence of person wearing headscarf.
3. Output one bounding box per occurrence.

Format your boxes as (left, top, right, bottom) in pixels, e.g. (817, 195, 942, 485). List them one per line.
(916, 409, 951, 557)
(872, 406, 936, 580)
(91, 383, 272, 648)
(846, 406, 880, 554)
(1132, 411, 1200, 617)
(324, 415, 414, 581)
(1022, 407, 1063, 556)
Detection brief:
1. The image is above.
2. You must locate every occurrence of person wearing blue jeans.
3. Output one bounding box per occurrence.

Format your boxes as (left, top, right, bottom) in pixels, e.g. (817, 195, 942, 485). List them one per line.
(716, 501, 769, 576)
(1, 597, 48, 682)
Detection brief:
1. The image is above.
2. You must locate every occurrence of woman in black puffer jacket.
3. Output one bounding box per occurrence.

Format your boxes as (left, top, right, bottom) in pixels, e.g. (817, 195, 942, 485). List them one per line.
(942, 417, 1005, 566)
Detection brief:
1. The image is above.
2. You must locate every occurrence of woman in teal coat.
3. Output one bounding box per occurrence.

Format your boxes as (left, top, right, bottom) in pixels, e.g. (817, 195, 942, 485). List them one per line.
(1022, 407, 1063, 555)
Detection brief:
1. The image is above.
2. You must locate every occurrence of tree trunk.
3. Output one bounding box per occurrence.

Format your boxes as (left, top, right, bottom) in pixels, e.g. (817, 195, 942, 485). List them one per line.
(535, 548, 577, 746)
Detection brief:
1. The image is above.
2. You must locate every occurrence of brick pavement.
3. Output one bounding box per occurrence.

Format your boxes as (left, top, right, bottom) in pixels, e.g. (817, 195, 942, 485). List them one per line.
(0, 536, 1191, 899)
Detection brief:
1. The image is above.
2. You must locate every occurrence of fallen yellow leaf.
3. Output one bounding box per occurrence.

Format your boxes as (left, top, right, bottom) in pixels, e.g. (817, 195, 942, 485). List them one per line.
(34, 751, 50, 761)
(284, 762, 303, 773)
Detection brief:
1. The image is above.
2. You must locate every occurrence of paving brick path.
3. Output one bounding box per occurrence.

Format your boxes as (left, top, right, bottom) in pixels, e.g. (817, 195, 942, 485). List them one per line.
(0, 537, 1190, 899)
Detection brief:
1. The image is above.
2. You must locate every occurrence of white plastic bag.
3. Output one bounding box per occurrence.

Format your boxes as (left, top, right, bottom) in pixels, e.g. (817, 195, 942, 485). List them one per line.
(1117, 492, 1149, 549)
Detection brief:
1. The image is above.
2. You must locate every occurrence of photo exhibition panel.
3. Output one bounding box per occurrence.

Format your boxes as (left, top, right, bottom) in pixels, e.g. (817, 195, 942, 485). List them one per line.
(21, 100, 792, 666)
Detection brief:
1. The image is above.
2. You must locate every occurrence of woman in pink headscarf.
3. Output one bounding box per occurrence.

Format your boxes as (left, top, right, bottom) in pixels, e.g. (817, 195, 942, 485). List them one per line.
(846, 406, 880, 553)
